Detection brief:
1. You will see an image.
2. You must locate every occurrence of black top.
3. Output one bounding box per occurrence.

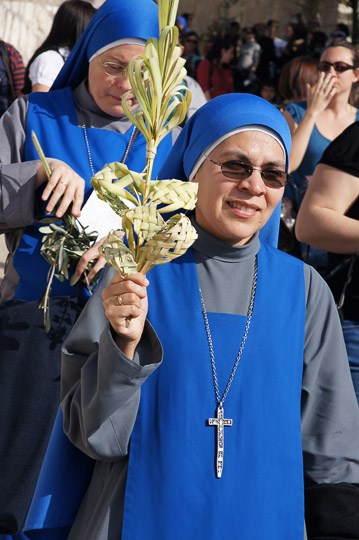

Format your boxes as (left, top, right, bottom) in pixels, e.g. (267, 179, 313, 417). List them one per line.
(319, 121, 359, 320)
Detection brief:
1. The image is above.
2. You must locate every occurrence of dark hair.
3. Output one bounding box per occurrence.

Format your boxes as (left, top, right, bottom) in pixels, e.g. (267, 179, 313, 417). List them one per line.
(278, 55, 319, 102)
(24, 0, 96, 92)
(206, 37, 233, 64)
(336, 23, 350, 37)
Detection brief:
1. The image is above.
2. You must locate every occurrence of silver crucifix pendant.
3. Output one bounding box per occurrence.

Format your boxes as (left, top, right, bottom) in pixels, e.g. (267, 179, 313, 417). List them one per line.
(208, 403, 233, 478)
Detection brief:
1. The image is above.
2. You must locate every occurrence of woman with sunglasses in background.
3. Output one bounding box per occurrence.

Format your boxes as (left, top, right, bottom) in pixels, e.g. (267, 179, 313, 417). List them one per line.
(281, 41, 359, 269)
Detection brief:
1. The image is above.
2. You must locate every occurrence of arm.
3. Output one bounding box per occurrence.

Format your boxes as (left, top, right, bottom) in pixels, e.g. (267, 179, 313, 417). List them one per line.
(302, 264, 359, 484)
(0, 96, 88, 230)
(295, 163, 359, 253)
(283, 72, 336, 173)
(32, 83, 51, 93)
(61, 268, 163, 460)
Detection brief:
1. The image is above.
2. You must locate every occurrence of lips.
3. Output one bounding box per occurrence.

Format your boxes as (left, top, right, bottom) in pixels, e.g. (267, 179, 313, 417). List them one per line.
(227, 201, 259, 215)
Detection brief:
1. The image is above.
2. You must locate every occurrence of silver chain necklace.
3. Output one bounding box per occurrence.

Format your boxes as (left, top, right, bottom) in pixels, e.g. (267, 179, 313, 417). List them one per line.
(200, 255, 258, 478)
(82, 123, 138, 175)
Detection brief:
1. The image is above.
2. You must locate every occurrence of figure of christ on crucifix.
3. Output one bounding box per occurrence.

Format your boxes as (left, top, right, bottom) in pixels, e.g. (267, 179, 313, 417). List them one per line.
(208, 404, 233, 478)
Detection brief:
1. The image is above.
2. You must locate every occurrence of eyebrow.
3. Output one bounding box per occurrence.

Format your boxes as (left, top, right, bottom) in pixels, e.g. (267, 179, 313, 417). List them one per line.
(217, 150, 286, 169)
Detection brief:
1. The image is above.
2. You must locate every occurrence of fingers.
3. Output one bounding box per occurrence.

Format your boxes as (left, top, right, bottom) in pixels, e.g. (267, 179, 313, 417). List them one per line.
(40, 159, 85, 217)
(75, 237, 107, 281)
(315, 71, 336, 97)
(102, 273, 149, 334)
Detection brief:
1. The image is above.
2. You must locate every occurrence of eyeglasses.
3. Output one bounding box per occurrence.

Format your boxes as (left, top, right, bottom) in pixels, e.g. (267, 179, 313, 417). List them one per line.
(202, 154, 289, 188)
(98, 58, 128, 78)
(318, 61, 356, 73)
(186, 39, 198, 44)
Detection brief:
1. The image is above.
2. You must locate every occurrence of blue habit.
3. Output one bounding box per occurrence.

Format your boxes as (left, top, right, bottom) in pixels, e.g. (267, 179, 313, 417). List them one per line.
(13, 88, 172, 301)
(122, 243, 306, 539)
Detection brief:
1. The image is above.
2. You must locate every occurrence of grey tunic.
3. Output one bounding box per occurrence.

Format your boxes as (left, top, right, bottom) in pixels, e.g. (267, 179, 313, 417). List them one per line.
(61, 222, 359, 540)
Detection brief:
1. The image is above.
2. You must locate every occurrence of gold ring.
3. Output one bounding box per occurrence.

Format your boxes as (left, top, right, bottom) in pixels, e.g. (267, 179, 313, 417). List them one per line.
(58, 181, 67, 186)
(117, 295, 123, 306)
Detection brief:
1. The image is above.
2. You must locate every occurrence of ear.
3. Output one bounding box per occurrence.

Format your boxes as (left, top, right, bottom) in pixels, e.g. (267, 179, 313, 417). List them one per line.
(353, 67, 359, 84)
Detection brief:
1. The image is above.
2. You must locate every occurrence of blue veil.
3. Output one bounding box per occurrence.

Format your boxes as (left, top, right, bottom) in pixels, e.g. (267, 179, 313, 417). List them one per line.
(158, 93, 292, 247)
(52, 0, 159, 90)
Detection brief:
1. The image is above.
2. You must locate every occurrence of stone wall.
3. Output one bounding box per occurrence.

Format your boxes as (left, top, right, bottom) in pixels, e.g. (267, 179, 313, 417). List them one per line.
(0, 0, 101, 64)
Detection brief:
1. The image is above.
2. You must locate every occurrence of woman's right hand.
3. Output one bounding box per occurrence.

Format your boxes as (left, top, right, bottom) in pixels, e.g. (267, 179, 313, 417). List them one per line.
(102, 272, 149, 359)
(305, 71, 337, 118)
(37, 158, 86, 218)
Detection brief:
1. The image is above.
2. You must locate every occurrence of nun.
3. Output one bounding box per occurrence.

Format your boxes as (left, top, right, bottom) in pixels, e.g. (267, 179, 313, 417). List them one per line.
(0, 0, 172, 536)
(0, 0, 172, 302)
(61, 93, 359, 540)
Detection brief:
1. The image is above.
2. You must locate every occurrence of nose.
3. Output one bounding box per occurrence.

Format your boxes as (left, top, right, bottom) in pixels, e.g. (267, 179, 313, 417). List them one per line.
(237, 169, 267, 195)
(115, 72, 132, 92)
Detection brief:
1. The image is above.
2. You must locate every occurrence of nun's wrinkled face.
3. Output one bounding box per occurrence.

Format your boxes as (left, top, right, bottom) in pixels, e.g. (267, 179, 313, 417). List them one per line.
(192, 130, 286, 245)
(88, 44, 145, 116)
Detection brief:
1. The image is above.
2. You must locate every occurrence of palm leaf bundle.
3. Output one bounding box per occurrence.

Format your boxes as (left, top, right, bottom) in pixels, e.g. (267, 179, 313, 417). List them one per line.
(92, 0, 198, 278)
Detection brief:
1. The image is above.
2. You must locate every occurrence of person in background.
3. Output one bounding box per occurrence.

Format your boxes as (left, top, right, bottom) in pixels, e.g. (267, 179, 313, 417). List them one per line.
(196, 37, 234, 100)
(61, 93, 359, 540)
(0, 39, 25, 116)
(282, 41, 359, 268)
(181, 31, 201, 80)
(258, 79, 280, 104)
(236, 27, 261, 92)
(267, 19, 287, 64)
(253, 22, 276, 85)
(23, 0, 96, 93)
(175, 15, 188, 43)
(0, 0, 176, 536)
(295, 121, 359, 405)
(181, 12, 194, 32)
(307, 19, 327, 57)
(278, 54, 319, 106)
(281, 19, 308, 63)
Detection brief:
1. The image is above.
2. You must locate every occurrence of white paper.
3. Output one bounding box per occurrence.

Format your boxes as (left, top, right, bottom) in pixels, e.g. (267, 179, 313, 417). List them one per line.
(79, 190, 134, 241)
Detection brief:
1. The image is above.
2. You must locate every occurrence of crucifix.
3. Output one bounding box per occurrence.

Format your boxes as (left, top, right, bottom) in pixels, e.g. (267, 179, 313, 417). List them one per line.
(208, 403, 233, 478)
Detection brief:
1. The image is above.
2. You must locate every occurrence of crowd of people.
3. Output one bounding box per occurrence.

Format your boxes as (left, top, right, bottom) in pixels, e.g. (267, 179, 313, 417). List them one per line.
(0, 1, 359, 539)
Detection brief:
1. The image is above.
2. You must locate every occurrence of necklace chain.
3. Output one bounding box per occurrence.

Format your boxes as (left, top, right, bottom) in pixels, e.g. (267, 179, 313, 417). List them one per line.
(200, 255, 258, 406)
(81, 123, 138, 176)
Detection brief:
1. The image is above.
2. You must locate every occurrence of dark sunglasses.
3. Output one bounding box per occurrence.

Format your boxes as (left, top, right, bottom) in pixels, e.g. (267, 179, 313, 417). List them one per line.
(318, 61, 356, 73)
(186, 39, 198, 44)
(203, 155, 289, 188)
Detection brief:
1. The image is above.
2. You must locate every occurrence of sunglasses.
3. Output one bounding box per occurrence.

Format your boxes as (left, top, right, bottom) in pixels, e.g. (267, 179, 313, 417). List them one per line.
(203, 155, 289, 188)
(186, 39, 198, 44)
(318, 61, 356, 73)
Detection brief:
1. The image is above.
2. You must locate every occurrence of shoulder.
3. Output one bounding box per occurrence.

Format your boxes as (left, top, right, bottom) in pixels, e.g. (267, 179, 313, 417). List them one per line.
(261, 242, 304, 269)
(30, 50, 65, 71)
(284, 100, 306, 117)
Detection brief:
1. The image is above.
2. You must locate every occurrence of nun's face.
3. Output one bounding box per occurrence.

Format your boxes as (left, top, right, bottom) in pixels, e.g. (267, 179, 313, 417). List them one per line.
(88, 44, 145, 116)
(192, 131, 286, 245)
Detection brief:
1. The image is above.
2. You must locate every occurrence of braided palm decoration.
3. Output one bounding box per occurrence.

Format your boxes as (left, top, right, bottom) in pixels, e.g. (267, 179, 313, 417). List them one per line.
(91, 0, 198, 277)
